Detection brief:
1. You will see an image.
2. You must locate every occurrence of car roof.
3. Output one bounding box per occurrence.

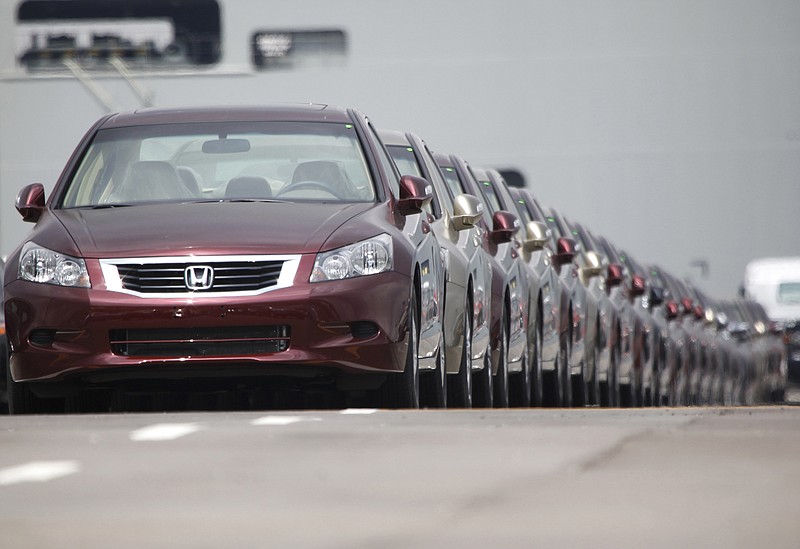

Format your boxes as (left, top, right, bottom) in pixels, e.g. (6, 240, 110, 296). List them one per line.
(377, 129, 411, 147)
(99, 103, 354, 128)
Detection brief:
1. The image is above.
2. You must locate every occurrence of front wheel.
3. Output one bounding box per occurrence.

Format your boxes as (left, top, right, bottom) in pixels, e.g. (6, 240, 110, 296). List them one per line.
(530, 315, 544, 407)
(421, 344, 447, 408)
(6, 359, 41, 415)
(493, 310, 510, 408)
(600, 341, 620, 407)
(447, 299, 473, 408)
(473, 350, 494, 408)
(544, 333, 571, 407)
(384, 287, 420, 408)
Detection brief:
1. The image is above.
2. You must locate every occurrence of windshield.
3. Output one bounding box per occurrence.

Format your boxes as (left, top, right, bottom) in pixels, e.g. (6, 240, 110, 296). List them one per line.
(59, 121, 376, 207)
(778, 282, 800, 304)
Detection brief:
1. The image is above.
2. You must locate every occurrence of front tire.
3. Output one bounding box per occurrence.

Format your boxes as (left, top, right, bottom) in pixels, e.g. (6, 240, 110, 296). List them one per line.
(421, 340, 447, 408)
(7, 358, 40, 415)
(447, 298, 473, 408)
(493, 309, 510, 408)
(385, 286, 421, 408)
(530, 312, 544, 407)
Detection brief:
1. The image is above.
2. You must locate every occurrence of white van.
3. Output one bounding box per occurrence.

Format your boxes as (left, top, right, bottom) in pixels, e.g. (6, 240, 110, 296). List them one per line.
(742, 257, 800, 323)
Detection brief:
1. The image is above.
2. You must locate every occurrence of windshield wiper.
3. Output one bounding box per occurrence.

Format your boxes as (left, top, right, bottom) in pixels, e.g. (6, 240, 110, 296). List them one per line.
(87, 203, 134, 209)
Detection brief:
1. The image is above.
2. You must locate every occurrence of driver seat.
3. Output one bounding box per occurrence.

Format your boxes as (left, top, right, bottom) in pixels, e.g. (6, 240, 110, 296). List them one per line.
(291, 160, 352, 197)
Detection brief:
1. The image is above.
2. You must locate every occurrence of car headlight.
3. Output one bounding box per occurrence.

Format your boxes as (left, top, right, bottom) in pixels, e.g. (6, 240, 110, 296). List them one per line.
(310, 234, 393, 282)
(18, 242, 91, 288)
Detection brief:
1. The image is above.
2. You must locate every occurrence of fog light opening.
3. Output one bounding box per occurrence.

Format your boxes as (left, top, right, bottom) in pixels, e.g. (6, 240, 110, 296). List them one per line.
(349, 321, 379, 340)
(29, 329, 57, 347)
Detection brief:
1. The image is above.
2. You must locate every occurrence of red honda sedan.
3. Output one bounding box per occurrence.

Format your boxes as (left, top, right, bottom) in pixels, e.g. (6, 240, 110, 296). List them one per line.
(4, 104, 445, 413)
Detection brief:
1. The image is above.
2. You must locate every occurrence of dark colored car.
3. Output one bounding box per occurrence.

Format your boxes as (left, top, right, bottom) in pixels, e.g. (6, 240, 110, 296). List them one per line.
(5, 104, 446, 413)
(380, 129, 492, 408)
(0, 257, 7, 412)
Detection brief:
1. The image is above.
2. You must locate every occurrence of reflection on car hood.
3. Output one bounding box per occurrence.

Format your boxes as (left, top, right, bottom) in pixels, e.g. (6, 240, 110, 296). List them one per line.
(54, 201, 375, 257)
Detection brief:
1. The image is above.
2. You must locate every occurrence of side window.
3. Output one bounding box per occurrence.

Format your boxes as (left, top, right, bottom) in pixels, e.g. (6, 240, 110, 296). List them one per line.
(366, 124, 400, 197)
(418, 146, 448, 219)
(515, 199, 533, 224)
(439, 166, 465, 201)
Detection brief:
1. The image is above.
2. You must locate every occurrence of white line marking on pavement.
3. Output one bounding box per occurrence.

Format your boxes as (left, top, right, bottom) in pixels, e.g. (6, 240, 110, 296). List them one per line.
(0, 461, 80, 486)
(129, 423, 202, 442)
(250, 415, 322, 426)
(340, 408, 378, 415)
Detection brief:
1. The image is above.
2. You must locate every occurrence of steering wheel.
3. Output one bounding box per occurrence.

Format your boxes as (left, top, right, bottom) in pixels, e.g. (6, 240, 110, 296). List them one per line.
(276, 180, 343, 199)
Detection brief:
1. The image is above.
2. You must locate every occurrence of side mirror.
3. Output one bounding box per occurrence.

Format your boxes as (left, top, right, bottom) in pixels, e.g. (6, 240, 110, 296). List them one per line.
(16, 183, 46, 223)
(397, 175, 433, 216)
(553, 237, 577, 266)
(606, 263, 624, 288)
(490, 210, 520, 244)
(630, 274, 646, 297)
(521, 220, 550, 252)
(581, 250, 604, 278)
(666, 301, 680, 321)
(649, 286, 665, 307)
(450, 194, 484, 231)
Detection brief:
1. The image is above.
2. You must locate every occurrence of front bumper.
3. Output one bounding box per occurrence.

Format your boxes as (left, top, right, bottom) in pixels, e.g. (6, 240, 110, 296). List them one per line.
(6, 263, 412, 386)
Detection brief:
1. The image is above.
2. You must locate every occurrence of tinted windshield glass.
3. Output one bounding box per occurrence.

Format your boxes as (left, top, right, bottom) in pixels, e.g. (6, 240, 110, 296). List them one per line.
(60, 121, 375, 207)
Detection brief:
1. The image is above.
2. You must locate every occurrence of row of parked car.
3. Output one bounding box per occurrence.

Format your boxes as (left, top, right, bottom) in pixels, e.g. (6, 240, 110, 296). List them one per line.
(380, 130, 788, 409)
(2, 104, 787, 413)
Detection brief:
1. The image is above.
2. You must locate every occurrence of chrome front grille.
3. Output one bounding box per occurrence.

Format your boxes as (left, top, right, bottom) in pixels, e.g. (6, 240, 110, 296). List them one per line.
(100, 255, 301, 297)
(116, 261, 284, 293)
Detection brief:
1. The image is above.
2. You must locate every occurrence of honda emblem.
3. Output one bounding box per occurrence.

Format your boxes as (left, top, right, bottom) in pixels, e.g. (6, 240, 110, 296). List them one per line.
(185, 265, 214, 291)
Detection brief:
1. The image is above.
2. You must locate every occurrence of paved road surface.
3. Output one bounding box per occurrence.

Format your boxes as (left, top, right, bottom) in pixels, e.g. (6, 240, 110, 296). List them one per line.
(2, 406, 799, 548)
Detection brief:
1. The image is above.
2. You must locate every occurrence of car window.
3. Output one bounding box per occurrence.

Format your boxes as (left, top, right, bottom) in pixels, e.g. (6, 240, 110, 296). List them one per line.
(365, 123, 401, 198)
(439, 165, 465, 200)
(385, 144, 437, 218)
(60, 121, 376, 207)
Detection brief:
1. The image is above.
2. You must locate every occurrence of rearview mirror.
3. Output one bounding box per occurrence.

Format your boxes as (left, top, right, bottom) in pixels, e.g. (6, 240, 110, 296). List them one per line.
(450, 194, 484, 231)
(553, 237, 577, 266)
(521, 221, 550, 252)
(397, 175, 433, 215)
(16, 183, 46, 223)
(649, 286, 665, 307)
(666, 301, 680, 321)
(630, 274, 646, 297)
(581, 250, 604, 278)
(202, 138, 251, 154)
(606, 263, 624, 288)
(490, 210, 520, 244)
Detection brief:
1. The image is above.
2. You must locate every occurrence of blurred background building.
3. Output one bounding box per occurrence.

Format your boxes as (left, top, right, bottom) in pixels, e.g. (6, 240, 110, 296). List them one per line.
(1, 0, 799, 298)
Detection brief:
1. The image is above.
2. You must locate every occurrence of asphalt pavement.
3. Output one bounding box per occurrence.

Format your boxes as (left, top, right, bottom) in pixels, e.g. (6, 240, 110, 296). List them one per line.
(1, 405, 799, 548)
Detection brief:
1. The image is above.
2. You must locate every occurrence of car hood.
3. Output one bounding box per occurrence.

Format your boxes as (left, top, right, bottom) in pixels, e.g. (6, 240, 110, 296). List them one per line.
(53, 201, 376, 258)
